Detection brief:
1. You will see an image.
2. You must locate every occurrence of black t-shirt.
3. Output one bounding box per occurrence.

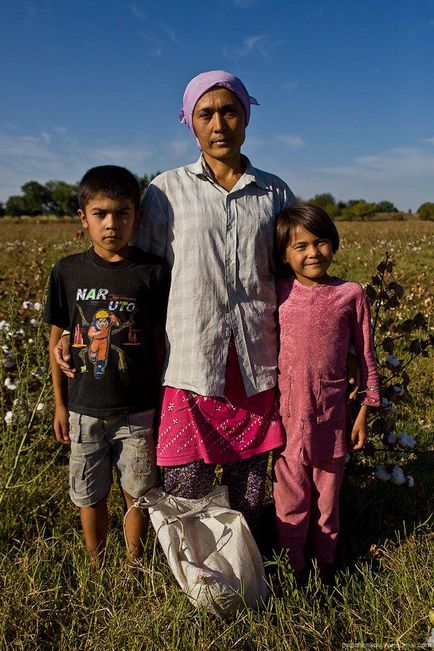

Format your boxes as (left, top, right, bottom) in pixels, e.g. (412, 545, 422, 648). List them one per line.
(44, 247, 168, 417)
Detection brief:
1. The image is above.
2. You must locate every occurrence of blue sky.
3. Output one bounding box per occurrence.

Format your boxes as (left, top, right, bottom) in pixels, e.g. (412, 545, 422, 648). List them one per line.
(1, 0, 433, 211)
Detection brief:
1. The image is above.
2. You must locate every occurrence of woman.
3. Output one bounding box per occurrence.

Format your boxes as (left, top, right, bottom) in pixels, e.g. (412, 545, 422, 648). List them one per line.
(136, 70, 296, 527)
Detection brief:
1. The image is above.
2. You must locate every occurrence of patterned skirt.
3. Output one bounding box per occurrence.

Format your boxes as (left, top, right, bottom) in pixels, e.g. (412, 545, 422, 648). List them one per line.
(156, 339, 285, 466)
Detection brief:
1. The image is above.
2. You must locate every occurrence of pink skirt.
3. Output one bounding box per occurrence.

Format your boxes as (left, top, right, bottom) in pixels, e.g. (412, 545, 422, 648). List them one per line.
(157, 339, 285, 466)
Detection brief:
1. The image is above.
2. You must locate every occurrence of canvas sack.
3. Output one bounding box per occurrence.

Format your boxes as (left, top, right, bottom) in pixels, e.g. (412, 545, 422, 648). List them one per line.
(135, 486, 269, 618)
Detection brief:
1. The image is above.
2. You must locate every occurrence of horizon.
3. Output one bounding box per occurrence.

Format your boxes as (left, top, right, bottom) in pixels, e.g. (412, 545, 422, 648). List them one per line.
(1, 0, 433, 211)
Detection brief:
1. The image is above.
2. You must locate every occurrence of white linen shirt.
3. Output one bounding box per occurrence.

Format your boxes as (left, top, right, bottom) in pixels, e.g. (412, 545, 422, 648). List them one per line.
(135, 155, 295, 397)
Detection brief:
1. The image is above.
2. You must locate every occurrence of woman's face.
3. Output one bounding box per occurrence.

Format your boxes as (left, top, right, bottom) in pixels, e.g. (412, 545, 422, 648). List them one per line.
(192, 87, 246, 165)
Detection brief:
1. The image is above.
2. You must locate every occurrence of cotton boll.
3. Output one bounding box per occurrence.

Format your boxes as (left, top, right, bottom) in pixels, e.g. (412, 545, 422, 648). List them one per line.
(427, 628, 434, 650)
(386, 355, 401, 368)
(4, 377, 17, 391)
(0, 320, 10, 331)
(398, 433, 416, 449)
(406, 476, 415, 488)
(4, 411, 13, 425)
(391, 466, 406, 485)
(30, 319, 39, 328)
(36, 402, 45, 411)
(392, 385, 404, 396)
(381, 397, 397, 412)
(33, 302, 43, 311)
(375, 464, 391, 482)
(386, 431, 397, 445)
(22, 301, 34, 309)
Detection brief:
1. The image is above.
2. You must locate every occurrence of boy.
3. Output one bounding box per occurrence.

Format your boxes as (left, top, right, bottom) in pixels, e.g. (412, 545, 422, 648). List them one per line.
(44, 165, 167, 566)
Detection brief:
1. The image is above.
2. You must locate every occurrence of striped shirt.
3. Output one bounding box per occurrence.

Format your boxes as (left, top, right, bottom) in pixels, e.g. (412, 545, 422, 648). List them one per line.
(135, 155, 295, 397)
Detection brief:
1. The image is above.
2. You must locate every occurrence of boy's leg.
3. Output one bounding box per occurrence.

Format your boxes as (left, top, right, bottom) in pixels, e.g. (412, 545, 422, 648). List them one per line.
(272, 453, 312, 574)
(310, 456, 346, 571)
(80, 497, 109, 566)
(122, 489, 149, 560)
(112, 410, 159, 557)
(69, 412, 112, 565)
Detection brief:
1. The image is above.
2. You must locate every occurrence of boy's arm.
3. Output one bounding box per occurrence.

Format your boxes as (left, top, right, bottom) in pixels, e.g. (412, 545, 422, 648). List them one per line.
(49, 326, 70, 444)
(350, 404, 369, 450)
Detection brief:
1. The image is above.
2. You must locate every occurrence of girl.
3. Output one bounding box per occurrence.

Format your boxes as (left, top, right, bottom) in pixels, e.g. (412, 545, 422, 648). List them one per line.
(273, 203, 380, 580)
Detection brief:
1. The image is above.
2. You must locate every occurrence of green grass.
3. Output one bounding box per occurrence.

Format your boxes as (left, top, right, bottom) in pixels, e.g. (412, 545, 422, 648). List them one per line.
(0, 220, 433, 650)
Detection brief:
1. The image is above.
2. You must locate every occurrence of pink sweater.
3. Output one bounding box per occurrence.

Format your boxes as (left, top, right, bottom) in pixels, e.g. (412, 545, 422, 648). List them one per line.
(277, 276, 381, 464)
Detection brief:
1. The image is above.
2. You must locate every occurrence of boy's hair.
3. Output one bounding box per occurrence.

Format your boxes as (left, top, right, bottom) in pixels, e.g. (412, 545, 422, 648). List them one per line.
(274, 202, 340, 277)
(78, 165, 141, 211)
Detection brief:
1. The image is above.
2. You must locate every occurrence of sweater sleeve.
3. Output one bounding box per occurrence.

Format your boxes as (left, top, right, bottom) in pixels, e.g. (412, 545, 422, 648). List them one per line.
(351, 289, 381, 407)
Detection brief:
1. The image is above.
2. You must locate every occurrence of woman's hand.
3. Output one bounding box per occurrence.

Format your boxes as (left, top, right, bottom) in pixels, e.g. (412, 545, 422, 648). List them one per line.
(54, 334, 76, 378)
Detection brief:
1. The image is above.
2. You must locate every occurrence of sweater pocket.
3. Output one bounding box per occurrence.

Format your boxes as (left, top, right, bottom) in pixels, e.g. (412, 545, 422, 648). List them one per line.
(316, 377, 347, 425)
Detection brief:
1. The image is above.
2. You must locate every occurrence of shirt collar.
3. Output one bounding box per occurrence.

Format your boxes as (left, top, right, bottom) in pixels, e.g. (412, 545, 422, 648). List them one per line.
(187, 155, 269, 191)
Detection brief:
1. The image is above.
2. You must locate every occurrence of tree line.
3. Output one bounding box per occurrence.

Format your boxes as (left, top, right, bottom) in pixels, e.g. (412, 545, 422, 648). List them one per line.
(1, 179, 433, 220)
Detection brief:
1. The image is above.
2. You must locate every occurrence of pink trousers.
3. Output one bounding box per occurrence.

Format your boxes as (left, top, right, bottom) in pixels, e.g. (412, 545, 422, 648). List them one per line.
(273, 454, 346, 573)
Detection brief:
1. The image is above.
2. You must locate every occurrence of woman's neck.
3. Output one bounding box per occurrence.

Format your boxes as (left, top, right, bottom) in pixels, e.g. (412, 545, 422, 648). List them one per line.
(202, 153, 245, 191)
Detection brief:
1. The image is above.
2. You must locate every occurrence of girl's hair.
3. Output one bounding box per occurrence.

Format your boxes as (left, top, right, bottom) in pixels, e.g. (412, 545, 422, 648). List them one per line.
(274, 202, 340, 277)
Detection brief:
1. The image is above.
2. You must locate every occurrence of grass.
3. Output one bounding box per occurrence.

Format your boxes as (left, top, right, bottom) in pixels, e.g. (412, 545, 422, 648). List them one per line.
(0, 219, 433, 650)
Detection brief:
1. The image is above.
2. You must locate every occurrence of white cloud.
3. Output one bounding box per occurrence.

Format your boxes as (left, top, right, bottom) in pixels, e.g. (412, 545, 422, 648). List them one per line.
(0, 129, 156, 202)
(281, 80, 298, 92)
(129, 3, 147, 20)
(285, 146, 434, 210)
(234, 0, 259, 6)
(275, 133, 305, 149)
(424, 137, 434, 145)
(319, 147, 434, 181)
(223, 34, 273, 60)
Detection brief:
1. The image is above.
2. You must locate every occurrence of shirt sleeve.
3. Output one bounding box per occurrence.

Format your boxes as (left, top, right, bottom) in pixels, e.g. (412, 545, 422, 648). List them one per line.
(134, 181, 169, 258)
(150, 262, 170, 328)
(42, 264, 70, 330)
(351, 289, 381, 407)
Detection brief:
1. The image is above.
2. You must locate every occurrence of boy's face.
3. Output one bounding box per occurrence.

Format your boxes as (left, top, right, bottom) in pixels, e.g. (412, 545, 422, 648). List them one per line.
(78, 195, 139, 261)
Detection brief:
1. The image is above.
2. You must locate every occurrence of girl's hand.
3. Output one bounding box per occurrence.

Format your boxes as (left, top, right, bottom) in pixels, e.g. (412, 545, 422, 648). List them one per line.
(346, 350, 361, 402)
(350, 404, 368, 451)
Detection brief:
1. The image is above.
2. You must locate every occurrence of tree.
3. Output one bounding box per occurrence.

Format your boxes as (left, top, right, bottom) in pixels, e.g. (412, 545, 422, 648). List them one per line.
(375, 200, 398, 213)
(45, 180, 78, 216)
(352, 201, 377, 220)
(137, 171, 161, 194)
(310, 193, 336, 209)
(0, 202, 4, 217)
(309, 193, 339, 218)
(20, 181, 51, 215)
(417, 202, 434, 221)
(5, 195, 28, 216)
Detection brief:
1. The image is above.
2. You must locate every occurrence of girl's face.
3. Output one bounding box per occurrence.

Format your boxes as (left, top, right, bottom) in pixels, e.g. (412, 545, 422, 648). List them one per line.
(285, 225, 333, 286)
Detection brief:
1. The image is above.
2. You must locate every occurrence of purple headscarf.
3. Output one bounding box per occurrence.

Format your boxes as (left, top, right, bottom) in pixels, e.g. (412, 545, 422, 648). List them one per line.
(178, 70, 259, 135)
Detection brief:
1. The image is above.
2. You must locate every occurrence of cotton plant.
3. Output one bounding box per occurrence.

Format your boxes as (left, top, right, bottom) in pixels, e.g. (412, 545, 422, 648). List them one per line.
(350, 255, 433, 487)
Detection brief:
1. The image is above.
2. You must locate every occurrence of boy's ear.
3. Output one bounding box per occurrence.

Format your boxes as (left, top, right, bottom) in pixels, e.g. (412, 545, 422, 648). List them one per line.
(78, 209, 88, 229)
